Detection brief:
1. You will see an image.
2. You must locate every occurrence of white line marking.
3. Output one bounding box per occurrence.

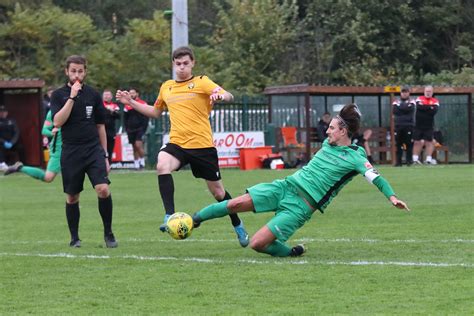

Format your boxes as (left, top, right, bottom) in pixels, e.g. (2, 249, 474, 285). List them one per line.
(0, 252, 472, 268)
(297, 238, 474, 244)
(3, 237, 473, 245)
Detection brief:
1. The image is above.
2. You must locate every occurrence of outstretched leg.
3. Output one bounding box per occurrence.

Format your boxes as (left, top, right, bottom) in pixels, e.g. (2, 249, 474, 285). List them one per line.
(207, 180, 249, 247)
(193, 193, 254, 226)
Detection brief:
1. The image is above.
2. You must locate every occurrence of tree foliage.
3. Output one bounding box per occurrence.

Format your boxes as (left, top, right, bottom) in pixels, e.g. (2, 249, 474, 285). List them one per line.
(201, 0, 299, 94)
(87, 11, 171, 91)
(0, 4, 170, 91)
(0, 4, 99, 83)
(0, 0, 473, 94)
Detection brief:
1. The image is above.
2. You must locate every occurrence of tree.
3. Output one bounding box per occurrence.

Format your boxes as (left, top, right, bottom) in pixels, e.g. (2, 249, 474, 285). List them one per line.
(0, 4, 100, 84)
(51, 0, 169, 34)
(413, 0, 474, 73)
(87, 10, 171, 91)
(200, 0, 299, 94)
(297, 0, 423, 85)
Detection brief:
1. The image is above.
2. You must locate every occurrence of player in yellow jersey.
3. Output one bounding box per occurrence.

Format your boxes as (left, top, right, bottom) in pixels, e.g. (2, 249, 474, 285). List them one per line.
(116, 46, 249, 247)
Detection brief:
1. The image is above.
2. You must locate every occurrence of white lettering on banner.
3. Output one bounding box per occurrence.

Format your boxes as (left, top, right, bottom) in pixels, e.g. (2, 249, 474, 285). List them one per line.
(214, 133, 260, 149)
(162, 132, 265, 167)
(214, 132, 264, 161)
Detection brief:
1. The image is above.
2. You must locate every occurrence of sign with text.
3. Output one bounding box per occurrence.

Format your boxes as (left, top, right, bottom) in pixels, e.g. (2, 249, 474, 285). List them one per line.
(384, 85, 401, 93)
(162, 131, 265, 167)
(111, 133, 135, 169)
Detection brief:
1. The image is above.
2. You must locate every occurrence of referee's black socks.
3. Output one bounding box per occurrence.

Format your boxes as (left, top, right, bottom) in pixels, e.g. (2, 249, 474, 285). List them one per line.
(65, 202, 80, 240)
(218, 190, 241, 227)
(98, 195, 113, 235)
(158, 174, 175, 215)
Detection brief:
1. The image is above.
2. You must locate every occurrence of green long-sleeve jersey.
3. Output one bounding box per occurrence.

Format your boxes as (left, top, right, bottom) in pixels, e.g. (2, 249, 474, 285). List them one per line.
(42, 110, 62, 155)
(287, 139, 395, 213)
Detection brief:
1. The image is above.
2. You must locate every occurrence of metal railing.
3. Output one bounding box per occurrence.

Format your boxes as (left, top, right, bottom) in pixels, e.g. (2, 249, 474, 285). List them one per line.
(139, 95, 269, 165)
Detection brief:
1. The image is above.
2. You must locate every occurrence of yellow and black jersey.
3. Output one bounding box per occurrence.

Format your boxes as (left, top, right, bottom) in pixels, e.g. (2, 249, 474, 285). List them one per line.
(154, 75, 226, 149)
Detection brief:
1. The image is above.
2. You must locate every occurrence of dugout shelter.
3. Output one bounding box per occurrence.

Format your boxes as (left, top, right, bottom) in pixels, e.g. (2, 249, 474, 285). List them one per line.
(263, 84, 474, 164)
(0, 79, 45, 167)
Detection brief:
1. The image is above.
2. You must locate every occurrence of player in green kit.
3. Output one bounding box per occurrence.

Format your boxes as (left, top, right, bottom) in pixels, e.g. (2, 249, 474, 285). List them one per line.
(4, 110, 62, 182)
(192, 104, 409, 257)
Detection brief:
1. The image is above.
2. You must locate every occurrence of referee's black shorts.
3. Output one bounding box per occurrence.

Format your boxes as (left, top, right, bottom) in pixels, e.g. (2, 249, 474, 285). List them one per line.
(160, 143, 221, 181)
(61, 143, 110, 195)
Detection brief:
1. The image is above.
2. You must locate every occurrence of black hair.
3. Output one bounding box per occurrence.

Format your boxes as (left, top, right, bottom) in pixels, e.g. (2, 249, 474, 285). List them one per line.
(337, 104, 361, 137)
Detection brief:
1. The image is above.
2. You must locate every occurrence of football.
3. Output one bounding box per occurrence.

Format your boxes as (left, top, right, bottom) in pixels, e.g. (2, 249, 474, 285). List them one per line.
(166, 212, 194, 240)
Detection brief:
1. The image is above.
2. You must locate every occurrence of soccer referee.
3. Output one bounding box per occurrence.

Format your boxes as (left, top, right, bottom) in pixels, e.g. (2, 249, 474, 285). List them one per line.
(51, 55, 117, 248)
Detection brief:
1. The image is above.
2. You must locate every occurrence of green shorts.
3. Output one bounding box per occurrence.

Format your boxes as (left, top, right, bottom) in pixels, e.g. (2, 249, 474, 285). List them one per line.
(247, 179, 313, 242)
(46, 152, 61, 174)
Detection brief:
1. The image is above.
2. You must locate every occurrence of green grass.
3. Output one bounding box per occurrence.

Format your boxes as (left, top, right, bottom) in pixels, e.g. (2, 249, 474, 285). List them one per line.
(1, 165, 473, 315)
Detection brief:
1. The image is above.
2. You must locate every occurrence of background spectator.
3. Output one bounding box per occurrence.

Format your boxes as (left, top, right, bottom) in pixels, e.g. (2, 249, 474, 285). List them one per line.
(102, 89, 120, 164)
(316, 112, 331, 141)
(41, 86, 55, 121)
(412, 85, 439, 165)
(352, 128, 374, 164)
(392, 86, 415, 166)
(4, 109, 62, 183)
(0, 105, 20, 169)
(123, 88, 148, 169)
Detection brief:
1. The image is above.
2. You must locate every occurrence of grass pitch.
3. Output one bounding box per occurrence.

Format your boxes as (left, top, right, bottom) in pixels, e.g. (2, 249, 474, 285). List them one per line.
(0, 165, 473, 314)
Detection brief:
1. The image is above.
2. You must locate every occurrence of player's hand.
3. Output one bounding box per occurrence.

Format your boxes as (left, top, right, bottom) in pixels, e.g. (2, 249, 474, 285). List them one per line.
(105, 157, 111, 174)
(52, 127, 59, 136)
(116, 90, 132, 105)
(4, 141, 12, 149)
(390, 196, 410, 212)
(70, 80, 82, 98)
(209, 93, 224, 104)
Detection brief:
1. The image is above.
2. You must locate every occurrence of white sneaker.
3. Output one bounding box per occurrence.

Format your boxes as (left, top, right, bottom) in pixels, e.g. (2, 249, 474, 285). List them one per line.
(0, 162, 8, 171)
(424, 159, 437, 165)
(412, 160, 422, 165)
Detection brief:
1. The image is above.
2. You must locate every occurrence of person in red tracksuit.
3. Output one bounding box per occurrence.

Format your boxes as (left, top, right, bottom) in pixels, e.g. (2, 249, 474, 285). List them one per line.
(412, 85, 439, 165)
(103, 90, 120, 164)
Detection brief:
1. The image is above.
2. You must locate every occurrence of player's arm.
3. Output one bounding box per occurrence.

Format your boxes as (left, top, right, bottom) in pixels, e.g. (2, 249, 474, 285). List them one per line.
(96, 124, 107, 155)
(363, 167, 410, 211)
(210, 87, 234, 103)
(97, 123, 110, 171)
(116, 90, 163, 118)
(93, 93, 110, 171)
(202, 77, 234, 104)
(54, 81, 81, 127)
(42, 111, 54, 137)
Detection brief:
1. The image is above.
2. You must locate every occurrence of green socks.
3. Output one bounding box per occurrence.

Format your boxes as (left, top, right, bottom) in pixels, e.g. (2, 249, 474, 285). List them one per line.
(21, 166, 45, 181)
(197, 200, 230, 222)
(262, 240, 292, 257)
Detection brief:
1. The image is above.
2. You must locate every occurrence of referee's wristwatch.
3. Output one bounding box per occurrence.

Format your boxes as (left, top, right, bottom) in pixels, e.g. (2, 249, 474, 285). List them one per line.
(68, 96, 78, 101)
(104, 152, 109, 158)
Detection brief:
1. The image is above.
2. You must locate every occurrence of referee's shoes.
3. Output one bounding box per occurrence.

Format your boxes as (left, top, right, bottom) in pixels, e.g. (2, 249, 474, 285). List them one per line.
(104, 233, 118, 248)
